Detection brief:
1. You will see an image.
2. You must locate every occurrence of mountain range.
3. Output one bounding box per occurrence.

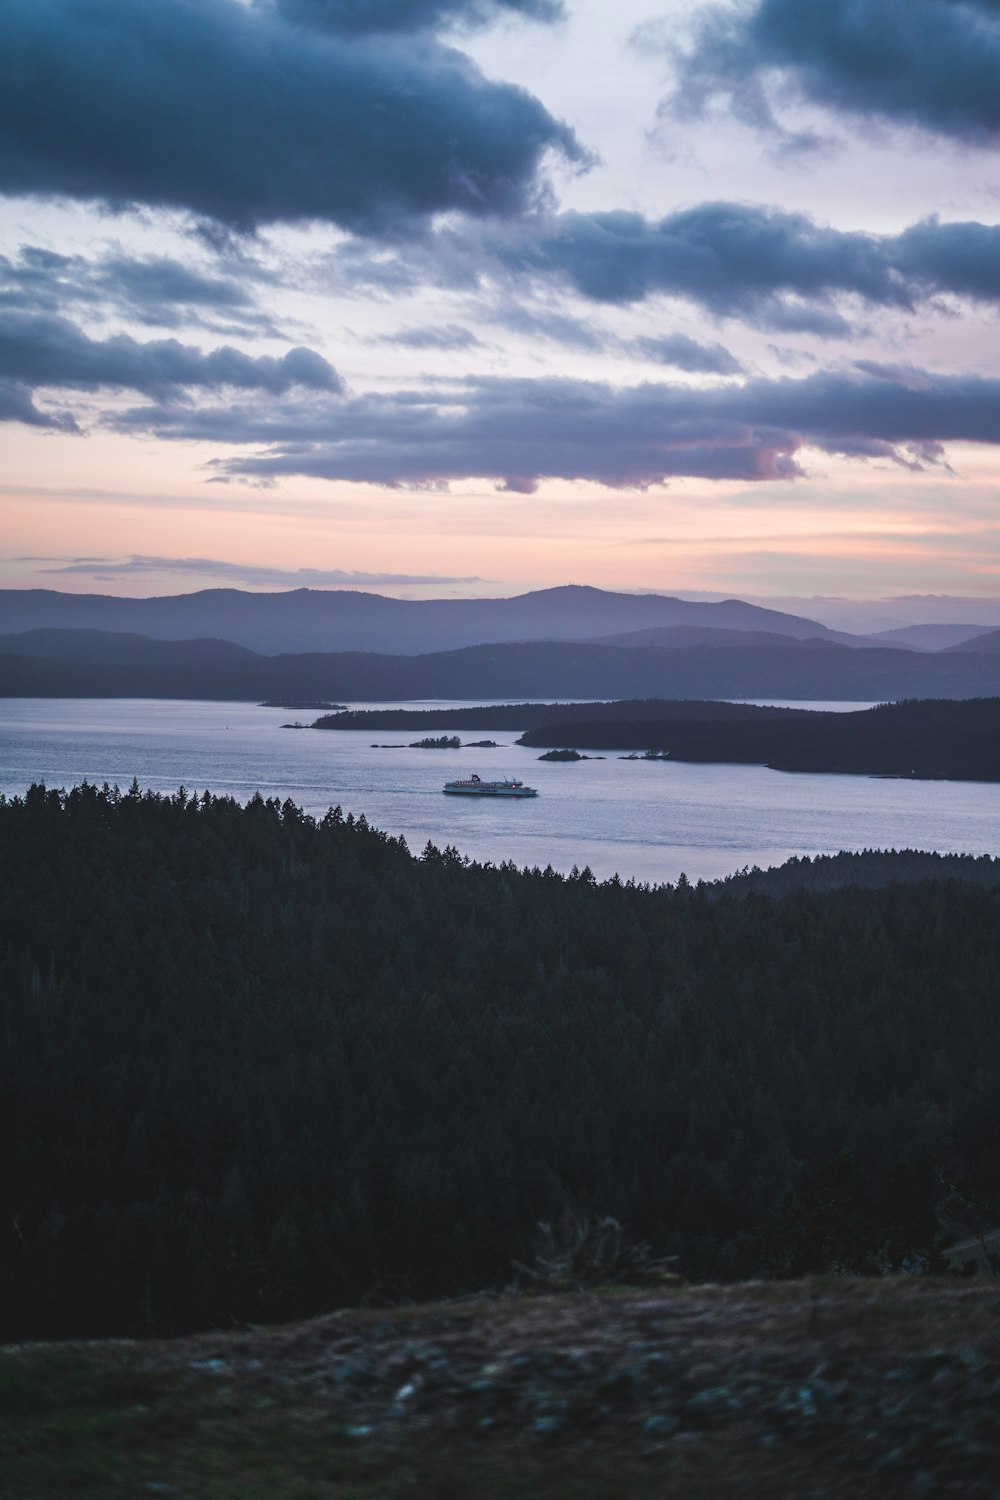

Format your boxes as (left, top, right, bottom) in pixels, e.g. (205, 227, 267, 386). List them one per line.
(678, 591, 1000, 636)
(3, 585, 1000, 701)
(0, 585, 881, 656)
(4, 630, 1000, 702)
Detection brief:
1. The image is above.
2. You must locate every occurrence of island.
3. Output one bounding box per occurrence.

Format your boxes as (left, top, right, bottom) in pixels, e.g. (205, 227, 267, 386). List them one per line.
(262, 699, 347, 710)
(311, 696, 1000, 782)
(517, 697, 1000, 782)
(537, 748, 602, 761)
(312, 699, 801, 732)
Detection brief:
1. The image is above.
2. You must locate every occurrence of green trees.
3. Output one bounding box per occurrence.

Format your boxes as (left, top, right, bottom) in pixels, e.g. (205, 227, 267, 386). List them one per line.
(1, 782, 999, 1339)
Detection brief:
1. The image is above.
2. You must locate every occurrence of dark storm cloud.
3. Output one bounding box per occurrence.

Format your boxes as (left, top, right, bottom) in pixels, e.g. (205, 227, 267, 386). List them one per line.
(0, 246, 279, 335)
(0, 0, 581, 233)
(670, 0, 1000, 145)
(273, 0, 564, 35)
(105, 364, 1000, 491)
(0, 312, 343, 417)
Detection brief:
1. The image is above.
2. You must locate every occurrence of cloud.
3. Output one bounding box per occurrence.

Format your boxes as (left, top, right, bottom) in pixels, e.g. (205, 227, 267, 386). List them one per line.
(26, 554, 483, 587)
(0, 245, 280, 335)
(893, 216, 1000, 303)
(492, 204, 901, 329)
(23, 208, 998, 362)
(479, 301, 744, 368)
(633, 334, 745, 375)
(0, 0, 581, 233)
(273, 0, 564, 35)
(105, 363, 1000, 491)
(483, 301, 611, 349)
(0, 378, 78, 431)
(334, 202, 1000, 335)
(669, 0, 1000, 147)
(373, 324, 485, 350)
(0, 312, 343, 425)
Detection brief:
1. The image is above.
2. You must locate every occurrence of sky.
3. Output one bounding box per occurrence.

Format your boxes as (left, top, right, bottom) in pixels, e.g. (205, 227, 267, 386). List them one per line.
(4, 0, 1000, 604)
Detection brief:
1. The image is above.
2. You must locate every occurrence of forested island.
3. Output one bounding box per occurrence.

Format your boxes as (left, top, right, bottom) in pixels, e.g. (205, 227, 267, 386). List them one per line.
(313, 698, 802, 732)
(3, 782, 1000, 1346)
(516, 696, 1000, 781)
(538, 748, 599, 761)
(316, 696, 1000, 782)
(262, 699, 346, 711)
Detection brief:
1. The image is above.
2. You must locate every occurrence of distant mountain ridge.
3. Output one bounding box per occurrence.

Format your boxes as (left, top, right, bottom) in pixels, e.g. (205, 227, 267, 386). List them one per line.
(592, 623, 876, 650)
(3, 630, 1000, 701)
(871, 623, 997, 651)
(681, 591, 1000, 635)
(947, 629, 1000, 655)
(0, 585, 843, 656)
(0, 628, 258, 665)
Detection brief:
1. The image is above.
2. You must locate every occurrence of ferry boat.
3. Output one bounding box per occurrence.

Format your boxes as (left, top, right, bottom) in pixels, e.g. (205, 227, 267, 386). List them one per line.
(443, 774, 538, 798)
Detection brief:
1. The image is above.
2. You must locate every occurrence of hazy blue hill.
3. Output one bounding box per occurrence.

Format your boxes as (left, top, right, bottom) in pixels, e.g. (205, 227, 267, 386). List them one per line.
(946, 629, 1000, 654)
(0, 585, 841, 656)
(589, 625, 810, 650)
(871, 623, 996, 651)
(595, 623, 887, 651)
(3, 631, 1000, 701)
(263, 637, 999, 702)
(0, 628, 259, 665)
(0, 653, 263, 700)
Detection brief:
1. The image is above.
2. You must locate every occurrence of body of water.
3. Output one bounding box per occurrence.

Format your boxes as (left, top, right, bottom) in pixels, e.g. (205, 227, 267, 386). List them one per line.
(2, 696, 999, 885)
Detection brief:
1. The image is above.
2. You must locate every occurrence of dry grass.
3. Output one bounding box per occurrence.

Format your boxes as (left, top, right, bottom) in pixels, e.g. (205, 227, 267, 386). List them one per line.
(4, 1278, 1000, 1498)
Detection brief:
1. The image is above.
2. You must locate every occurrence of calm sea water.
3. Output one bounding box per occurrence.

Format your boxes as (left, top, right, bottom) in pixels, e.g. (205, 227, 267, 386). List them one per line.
(2, 696, 1000, 885)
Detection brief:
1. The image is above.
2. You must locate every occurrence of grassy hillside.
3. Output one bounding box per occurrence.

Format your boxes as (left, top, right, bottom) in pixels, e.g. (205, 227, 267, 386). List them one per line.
(5, 1280, 1000, 1498)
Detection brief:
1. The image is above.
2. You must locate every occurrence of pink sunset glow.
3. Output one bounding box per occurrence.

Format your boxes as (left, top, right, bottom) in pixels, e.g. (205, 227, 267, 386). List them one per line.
(2, 0, 1000, 610)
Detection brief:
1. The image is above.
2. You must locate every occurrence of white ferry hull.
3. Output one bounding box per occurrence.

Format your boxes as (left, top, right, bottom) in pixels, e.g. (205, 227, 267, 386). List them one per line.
(443, 785, 538, 798)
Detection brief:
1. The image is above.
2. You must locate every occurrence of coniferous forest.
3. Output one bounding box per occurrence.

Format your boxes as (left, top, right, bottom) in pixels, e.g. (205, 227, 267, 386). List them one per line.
(3, 783, 1000, 1341)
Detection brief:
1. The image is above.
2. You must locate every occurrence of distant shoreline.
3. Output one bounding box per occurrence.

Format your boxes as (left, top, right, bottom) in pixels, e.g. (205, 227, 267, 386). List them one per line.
(513, 699, 1000, 783)
(313, 697, 1000, 783)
